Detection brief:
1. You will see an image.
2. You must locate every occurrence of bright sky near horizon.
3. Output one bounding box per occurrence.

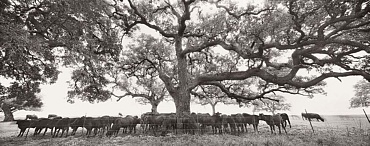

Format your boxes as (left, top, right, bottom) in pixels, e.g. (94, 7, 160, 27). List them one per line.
(11, 67, 369, 119)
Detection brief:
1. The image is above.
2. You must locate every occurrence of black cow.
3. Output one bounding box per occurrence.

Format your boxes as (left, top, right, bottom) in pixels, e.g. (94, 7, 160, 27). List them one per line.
(32, 118, 50, 136)
(301, 113, 324, 122)
(231, 114, 245, 134)
(83, 117, 102, 137)
(192, 113, 218, 134)
(107, 115, 140, 136)
(25, 114, 38, 120)
(160, 113, 177, 135)
(278, 113, 291, 128)
(179, 112, 198, 135)
(259, 113, 287, 134)
(15, 120, 36, 137)
(211, 112, 223, 134)
(53, 118, 71, 138)
(43, 116, 62, 136)
(221, 114, 236, 134)
(241, 113, 259, 133)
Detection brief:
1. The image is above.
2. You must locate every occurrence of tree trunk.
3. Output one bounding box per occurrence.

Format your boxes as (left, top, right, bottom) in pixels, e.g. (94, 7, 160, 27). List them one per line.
(211, 103, 216, 115)
(1, 103, 15, 122)
(151, 103, 158, 113)
(173, 36, 191, 117)
(173, 91, 191, 116)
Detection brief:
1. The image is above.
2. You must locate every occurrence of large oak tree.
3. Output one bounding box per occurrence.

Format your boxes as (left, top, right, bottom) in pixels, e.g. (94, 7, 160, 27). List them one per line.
(91, 0, 368, 116)
(65, 0, 370, 116)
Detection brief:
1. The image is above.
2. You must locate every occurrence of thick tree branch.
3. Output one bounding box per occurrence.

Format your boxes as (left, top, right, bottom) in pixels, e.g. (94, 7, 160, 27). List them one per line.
(126, 0, 176, 38)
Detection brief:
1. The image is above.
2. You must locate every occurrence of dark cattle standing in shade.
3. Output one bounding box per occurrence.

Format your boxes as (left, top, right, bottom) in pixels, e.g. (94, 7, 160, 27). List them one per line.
(231, 114, 245, 134)
(107, 115, 140, 136)
(259, 113, 287, 134)
(32, 118, 51, 136)
(69, 118, 83, 136)
(221, 115, 236, 134)
(25, 115, 38, 120)
(192, 113, 217, 134)
(53, 118, 72, 138)
(242, 113, 259, 133)
(15, 120, 36, 137)
(83, 117, 102, 137)
(211, 113, 223, 134)
(301, 113, 325, 122)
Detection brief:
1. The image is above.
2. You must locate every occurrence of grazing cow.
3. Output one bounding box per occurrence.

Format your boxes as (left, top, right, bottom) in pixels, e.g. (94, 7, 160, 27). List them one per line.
(43, 116, 62, 136)
(26, 114, 38, 120)
(139, 113, 177, 136)
(108, 115, 140, 136)
(231, 114, 245, 134)
(211, 112, 223, 134)
(69, 118, 82, 136)
(241, 113, 259, 133)
(301, 113, 325, 122)
(259, 113, 287, 134)
(221, 114, 236, 134)
(53, 118, 72, 138)
(48, 114, 58, 119)
(15, 120, 36, 137)
(179, 112, 198, 135)
(84, 117, 102, 137)
(278, 113, 291, 128)
(140, 112, 155, 133)
(160, 113, 177, 135)
(192, 113, 217, 134)
(32, 118, 50, 136)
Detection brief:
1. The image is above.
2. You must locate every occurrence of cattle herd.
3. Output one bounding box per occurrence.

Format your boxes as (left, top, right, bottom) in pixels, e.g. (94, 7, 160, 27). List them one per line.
(13, 112, 324, 138)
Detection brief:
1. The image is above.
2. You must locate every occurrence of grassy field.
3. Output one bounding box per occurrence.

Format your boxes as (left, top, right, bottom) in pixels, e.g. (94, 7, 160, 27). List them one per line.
(0, 115, 369, 146)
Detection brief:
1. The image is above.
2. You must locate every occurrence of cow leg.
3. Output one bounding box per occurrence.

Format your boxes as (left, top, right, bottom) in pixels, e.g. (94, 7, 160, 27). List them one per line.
(270, 125, 274, 134)
(52, 128, 56, 138)
(60, 129, 65, 138)
(277, 125, 282, 134)
(283, 124, 287, 134)
(17, 129, 23, 137)
(33, 128, 38, 136)
(43, 128, 48, 136)
(64, 128, 69, 137)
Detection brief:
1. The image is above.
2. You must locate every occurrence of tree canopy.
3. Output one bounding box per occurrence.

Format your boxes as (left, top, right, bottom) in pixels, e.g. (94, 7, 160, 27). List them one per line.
(2, 0, 370, 117)
(252, 95, 291, 115)
(69, 0, 370, 115)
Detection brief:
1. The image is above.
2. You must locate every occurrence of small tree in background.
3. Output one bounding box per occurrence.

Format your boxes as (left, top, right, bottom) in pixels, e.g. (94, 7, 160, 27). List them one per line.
(252, 95, 291, 115)
(350, 79, 370, 108)
(113, 76, 169, 113)
(192, 85, 238, 115)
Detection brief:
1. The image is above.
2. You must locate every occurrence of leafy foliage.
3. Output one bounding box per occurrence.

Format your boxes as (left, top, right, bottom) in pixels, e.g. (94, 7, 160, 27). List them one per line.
(64, 0, 370, 115)
(350, 79, 370, 108)
(252, 95, 291, 114)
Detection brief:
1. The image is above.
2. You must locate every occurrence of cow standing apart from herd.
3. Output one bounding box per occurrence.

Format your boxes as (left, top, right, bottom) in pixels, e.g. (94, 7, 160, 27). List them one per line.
(13, 112, 323, 138)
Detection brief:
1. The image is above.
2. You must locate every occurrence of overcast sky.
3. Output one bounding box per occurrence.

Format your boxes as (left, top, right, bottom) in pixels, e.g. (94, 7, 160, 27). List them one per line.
(12, 67, 368, 119)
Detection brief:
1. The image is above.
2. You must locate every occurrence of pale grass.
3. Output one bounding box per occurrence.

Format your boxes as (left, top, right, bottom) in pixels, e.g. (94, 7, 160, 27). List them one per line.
(0, 115, 369, 146)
